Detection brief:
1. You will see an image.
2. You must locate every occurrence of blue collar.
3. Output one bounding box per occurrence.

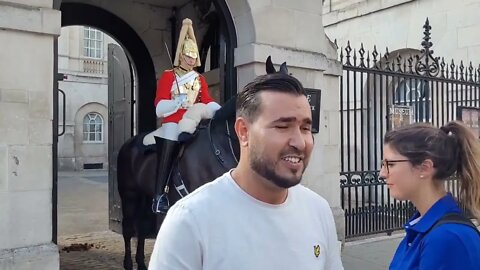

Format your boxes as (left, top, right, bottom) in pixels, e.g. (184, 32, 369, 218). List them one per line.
(406, 193, 461, 233)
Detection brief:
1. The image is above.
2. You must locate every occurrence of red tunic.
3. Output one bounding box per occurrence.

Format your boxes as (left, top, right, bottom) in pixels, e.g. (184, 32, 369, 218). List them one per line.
(154, 70, 214, 124)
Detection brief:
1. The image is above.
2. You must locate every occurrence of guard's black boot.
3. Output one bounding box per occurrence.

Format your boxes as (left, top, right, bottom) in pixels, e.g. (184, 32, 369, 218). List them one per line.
(152, 136, 180, 214)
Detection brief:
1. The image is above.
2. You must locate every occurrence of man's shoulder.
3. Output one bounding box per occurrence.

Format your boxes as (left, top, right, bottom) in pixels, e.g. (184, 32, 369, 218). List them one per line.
(173, 173, 231, 209)
(161, 69, 174, 74)
(159, 69, 175, 79)
(292, 184, 330, 208)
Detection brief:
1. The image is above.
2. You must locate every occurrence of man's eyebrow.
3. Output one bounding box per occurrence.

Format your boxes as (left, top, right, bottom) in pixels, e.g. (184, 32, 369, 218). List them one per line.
(272, 117, 312, 124)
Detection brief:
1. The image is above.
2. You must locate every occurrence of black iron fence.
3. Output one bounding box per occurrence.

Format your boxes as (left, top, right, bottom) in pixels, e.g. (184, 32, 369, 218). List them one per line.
(339, 19, 480, 239)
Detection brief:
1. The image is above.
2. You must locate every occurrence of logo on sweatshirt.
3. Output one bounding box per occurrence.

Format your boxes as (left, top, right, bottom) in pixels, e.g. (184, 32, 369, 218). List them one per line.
(313, 245, 321, 258)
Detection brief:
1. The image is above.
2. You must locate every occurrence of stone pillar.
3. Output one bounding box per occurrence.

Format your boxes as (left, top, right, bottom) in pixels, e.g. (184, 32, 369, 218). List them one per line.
(228, 0, 345, 243)
(0, 1, 60, 269)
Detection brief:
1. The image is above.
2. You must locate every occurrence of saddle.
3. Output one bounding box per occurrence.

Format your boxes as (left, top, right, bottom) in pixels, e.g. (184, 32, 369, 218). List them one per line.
(134, 132, 157, 156)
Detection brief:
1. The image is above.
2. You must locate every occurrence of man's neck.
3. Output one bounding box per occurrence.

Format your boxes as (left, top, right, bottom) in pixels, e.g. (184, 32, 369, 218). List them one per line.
(175, 65, 193, 76)
(231, 163, 288, 205)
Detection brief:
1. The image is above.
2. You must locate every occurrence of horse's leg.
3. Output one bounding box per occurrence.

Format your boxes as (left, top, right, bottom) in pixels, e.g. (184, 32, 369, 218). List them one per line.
(136, 234, 147, 270)
(120, 190, 139, 270)
(122, 217, 134, 270)
(134, 230, 146, 270)
(135, 196, 150, 270)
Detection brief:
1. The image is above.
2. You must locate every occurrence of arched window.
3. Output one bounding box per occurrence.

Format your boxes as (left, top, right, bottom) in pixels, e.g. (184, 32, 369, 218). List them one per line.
(394, 78, 430, 122)
(83, 113, 103, 142)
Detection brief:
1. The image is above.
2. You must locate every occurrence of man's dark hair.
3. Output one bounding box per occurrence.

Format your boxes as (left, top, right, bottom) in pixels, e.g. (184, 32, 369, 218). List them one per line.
(236, 72, 306, 122)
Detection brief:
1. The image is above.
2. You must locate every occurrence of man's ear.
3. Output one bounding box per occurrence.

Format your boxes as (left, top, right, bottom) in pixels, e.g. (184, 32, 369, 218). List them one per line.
(235, 117, 249, 147)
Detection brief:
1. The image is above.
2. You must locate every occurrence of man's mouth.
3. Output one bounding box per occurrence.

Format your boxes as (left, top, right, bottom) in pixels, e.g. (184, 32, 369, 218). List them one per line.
(281, 155, 303, 164)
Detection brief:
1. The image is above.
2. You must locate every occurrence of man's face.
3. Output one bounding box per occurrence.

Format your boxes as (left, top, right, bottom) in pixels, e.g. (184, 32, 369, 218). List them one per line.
(180, 54, 196, 70)
(244, 91, 314, 188)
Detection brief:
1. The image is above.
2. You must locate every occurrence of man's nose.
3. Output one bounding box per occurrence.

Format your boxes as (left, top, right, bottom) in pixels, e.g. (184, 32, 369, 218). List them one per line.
(288, 129, 307, 151)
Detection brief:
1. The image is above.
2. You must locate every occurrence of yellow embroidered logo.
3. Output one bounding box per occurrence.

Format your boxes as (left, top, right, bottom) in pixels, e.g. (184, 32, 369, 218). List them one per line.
(314, 245, 321, 258)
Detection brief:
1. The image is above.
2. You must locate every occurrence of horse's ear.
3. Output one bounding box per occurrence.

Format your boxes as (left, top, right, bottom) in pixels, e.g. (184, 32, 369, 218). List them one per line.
(266, 56, 276, 74)
(279, 62, 289, 74)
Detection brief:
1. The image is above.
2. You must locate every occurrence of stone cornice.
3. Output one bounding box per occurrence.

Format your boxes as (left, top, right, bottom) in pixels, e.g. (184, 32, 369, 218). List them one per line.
(0, 1, 60, 36)
(323, 0, 415, 27)
(234, 43, 342, 76)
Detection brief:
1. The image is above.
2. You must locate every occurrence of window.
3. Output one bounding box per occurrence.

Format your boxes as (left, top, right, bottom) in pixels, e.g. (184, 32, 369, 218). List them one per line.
(83, 113, 103, 143)
(83, 27, 103, 58)
(394, 78, 431, 122)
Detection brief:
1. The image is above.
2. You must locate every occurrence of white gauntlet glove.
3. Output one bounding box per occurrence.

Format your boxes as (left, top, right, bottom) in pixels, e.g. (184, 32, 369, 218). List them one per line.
(155, 99, 181, 118)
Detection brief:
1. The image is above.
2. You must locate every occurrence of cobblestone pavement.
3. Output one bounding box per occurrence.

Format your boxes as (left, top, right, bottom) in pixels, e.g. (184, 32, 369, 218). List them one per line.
(58, 171, 157, 269)
(59, 231, 156, 270)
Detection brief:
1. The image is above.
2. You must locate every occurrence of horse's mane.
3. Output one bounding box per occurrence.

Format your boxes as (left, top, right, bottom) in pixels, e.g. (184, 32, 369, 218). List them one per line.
(212, 94, 237, 123)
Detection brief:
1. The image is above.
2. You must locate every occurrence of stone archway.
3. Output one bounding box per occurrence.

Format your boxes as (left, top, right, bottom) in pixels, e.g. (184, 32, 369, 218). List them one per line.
(52, 0, 244, 250)
(61, 2, 156, 133)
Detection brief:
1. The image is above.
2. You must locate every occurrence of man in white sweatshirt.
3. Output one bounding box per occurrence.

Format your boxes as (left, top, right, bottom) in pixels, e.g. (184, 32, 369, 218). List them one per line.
(148, 69, 344, 270)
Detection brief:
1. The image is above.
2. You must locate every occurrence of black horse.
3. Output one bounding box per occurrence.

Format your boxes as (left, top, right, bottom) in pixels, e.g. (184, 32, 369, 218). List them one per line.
(116, 56, 284, 270)
(116, 95, 239, 270)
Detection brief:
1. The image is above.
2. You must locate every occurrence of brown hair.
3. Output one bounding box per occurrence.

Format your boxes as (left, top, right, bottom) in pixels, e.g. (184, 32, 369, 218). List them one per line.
(384, 121, 480, 220)
(236, 73, 305, 122)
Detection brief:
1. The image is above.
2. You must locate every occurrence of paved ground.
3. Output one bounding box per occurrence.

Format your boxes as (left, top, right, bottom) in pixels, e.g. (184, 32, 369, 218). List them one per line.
(57, 170, 406, 269)
(342, 234, 403, 269)
(59, 231, 155, 270)
(58, 170, 109, 236)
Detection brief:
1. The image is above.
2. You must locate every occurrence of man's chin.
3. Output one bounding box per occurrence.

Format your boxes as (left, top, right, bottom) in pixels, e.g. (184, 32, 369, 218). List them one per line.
(271, 174, 302, 189)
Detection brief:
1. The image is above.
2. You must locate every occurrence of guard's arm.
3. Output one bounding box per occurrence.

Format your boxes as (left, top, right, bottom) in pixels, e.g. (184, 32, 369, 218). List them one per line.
(155, 71, 182, 118)
(198, 75, 221, 115)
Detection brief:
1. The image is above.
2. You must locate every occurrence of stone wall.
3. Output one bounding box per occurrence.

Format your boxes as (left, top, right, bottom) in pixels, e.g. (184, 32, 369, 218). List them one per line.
(324, 0, 480, 65)
(229, 0, 345, 242)
(0, 1, 60, 269)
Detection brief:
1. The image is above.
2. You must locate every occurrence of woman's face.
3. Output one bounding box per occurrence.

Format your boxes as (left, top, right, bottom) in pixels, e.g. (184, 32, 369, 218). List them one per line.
(380, 144, 422, 201)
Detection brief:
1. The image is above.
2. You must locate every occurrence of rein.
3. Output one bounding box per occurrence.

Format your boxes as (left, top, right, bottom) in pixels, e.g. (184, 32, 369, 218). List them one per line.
(173, 117, 238, 198)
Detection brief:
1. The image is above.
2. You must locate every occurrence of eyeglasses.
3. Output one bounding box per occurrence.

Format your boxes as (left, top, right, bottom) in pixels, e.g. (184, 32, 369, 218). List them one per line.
(380, 159, 410, 174)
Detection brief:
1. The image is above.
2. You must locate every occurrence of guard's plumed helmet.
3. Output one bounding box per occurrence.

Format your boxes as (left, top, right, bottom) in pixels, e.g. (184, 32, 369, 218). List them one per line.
(174, 18, 201, 67)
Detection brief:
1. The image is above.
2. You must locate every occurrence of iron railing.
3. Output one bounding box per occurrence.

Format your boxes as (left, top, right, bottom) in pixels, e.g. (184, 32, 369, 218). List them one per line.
(339, 19, 480, 239)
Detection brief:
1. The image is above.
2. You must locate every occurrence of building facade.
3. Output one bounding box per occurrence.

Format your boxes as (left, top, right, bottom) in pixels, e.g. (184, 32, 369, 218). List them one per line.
(0, 0, 343, 268)
(323, 0, 480, 239)
(57, 26, 118, 171)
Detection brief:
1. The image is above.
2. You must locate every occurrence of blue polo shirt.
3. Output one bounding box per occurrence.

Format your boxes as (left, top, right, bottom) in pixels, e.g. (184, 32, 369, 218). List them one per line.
(390, 193, 480, 270)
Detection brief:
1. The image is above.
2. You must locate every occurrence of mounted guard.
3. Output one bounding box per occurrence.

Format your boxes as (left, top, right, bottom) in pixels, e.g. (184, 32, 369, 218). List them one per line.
(143, 18, 221, 214)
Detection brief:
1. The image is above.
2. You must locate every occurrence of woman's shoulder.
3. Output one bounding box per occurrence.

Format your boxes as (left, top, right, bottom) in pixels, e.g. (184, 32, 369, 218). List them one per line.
(423, 222, 480, 247)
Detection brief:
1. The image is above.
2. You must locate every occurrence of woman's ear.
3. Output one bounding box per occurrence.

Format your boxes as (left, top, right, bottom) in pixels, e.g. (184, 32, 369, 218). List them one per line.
(419, 159, 435, 179)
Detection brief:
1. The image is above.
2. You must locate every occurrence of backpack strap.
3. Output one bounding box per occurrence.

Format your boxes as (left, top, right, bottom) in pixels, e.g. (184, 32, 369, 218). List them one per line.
(425, 213, 480, 236)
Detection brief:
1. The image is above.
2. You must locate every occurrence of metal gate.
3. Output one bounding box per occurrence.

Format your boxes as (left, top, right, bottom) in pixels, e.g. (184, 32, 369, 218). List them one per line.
(339, 19, 480, 239)
(108, 43, 133, 233)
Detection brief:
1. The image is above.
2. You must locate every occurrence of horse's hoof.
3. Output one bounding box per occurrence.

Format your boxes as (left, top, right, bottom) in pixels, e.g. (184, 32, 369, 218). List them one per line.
(137, 263, 148, 270)
(123, 259, 133, 270)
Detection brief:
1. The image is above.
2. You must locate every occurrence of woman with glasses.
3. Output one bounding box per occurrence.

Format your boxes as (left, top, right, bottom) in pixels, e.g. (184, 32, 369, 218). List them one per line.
(380, 121, 480, 270)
